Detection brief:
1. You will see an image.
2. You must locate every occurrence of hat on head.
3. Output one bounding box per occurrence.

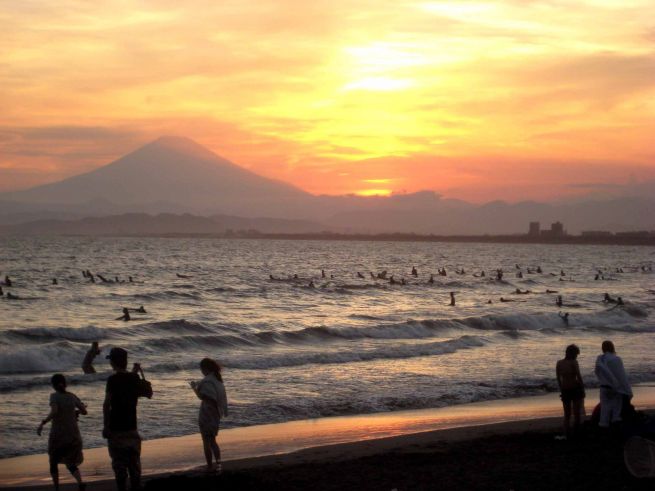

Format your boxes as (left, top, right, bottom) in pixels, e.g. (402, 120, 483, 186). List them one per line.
(106, 347, 128, 363)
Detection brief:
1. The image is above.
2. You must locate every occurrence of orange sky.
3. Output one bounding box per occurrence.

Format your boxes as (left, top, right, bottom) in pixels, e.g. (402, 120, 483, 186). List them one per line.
(1, 0, 654, 202)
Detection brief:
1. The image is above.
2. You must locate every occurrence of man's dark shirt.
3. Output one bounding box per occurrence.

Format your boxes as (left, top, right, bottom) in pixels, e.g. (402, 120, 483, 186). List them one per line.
(106, 372, 140, 431)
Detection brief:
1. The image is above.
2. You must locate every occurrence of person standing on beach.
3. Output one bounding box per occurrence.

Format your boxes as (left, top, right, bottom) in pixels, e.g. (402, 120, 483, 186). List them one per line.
(81, 342, 101, 374)
(556, 345, 585, 438)
(37, 374, 87, 491)
(190, 358, 228, 473)
(594, 340, 632, 429)
(103, 348, 152, 491)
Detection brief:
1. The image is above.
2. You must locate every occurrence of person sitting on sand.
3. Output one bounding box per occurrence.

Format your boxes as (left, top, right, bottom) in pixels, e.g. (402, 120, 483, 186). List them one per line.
(116, 308, 131, 322)
(450, 292, 456, 306)
(82, 342, 101, 374)
(556, 344, 585, 439)
(189, 358, 228, 474)
(411, 266, 418, 277)
(595, 340, 632, 429)
(559, 312, 569, 326)
(37, 374, 87, 491)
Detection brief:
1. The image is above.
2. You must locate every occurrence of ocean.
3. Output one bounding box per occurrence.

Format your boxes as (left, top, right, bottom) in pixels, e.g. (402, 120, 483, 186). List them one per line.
(1, 237, 654, 458)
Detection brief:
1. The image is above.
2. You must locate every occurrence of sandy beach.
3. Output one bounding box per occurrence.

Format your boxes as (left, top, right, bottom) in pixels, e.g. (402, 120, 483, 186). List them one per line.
(2, 386, 654, 490)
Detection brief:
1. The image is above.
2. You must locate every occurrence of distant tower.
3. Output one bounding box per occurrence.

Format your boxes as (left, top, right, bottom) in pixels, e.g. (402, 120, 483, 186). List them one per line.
(529, 222, 540, 236)
(551, 221, 565, 237)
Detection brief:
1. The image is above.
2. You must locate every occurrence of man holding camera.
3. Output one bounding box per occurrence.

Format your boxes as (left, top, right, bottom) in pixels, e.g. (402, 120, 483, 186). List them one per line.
(103, 348, 153, 491)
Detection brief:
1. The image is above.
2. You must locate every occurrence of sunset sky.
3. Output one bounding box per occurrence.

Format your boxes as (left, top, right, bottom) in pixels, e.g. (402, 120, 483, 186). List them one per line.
(1, 0, 654, 202)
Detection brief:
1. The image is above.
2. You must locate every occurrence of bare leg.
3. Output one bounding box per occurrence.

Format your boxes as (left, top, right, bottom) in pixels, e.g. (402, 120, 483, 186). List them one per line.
(572, 399, 583, 428)
(201, 435, 213, 468)
(49, 462, 60, 491)
(209, 437, 221, 463)
(67, 465, 85, 490)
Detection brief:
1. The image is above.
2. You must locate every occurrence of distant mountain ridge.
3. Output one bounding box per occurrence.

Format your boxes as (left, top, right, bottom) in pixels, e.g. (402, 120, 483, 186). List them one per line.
(1, 136, 654, 235)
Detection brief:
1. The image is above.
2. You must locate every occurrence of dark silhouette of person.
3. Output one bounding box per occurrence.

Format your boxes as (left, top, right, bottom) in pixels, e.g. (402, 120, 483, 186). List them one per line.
(189, 358, 227, 473)
(370, 272, 376, 279)
(556, 295, 563, 307)
(3, 275, 12, 287)
(357, 272, 365, 279)
(308, 281, 315, 289)
(103, 348, 152, 491)
(411, 267, 418, 277)
(52, 278, 58, 285)
(617, 297, 624, 305)
(516, 271, 523, 278)
(559, 312, 569, 326)
(82, 342, 101, 374)
(389, 276, 397, 285)
(428, 274, 434, 284)
(603, 293, 616, 303)
(293, 274, 299, 280)
(556, 344, 585, 439)
(82, 270, 87, 278)
(537, 266, 543, 273)
(37, 373, 87, 491)
(450, 292, 456, 306)
(321, 269, 326, 279)
(496, 270, 503, 281)
(128, 276, 133, 283)
(116, 308, 131, 322)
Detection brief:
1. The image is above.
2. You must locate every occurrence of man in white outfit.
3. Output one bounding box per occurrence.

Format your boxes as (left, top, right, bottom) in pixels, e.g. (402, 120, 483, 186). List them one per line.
(594, 340, 632, 428)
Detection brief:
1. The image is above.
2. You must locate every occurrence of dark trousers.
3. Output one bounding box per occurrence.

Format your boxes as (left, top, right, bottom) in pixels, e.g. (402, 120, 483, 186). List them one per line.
(108, 430, 142, 491)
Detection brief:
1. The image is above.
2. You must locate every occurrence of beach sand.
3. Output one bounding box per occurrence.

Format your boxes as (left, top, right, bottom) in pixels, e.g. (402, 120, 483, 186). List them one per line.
(2, 386, 654, 490)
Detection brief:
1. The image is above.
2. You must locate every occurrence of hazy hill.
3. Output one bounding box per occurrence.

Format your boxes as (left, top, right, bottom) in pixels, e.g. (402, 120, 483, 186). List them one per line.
(0, 213, 326, 236)
(1, 136, 312, 217)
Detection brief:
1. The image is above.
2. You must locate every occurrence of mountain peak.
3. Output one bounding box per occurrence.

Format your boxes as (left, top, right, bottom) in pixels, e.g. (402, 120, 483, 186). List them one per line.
(145, 135, 218, 160)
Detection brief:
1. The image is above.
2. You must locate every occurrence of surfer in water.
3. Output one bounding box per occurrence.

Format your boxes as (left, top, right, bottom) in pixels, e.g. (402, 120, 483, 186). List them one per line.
(82, 342, 101, 374)
(116, 308, 131, 322)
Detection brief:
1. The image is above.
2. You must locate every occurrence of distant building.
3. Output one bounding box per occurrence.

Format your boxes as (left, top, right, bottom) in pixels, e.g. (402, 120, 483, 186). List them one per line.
(528, 222, 540, 236)
(581, 230, 613, 237)
(540, 221, 566, 238)
(550, 221, 565, 236)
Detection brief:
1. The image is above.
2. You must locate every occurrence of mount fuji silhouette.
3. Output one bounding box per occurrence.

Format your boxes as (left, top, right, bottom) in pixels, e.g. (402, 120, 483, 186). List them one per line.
(2, 136, 311, 216)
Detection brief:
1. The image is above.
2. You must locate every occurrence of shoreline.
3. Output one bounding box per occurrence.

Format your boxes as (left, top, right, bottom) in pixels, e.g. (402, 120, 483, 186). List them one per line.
(2, 385, 654, 489)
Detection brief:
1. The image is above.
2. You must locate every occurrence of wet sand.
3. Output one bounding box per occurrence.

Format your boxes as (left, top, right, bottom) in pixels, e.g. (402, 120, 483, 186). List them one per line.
(2, 387, 654, 490)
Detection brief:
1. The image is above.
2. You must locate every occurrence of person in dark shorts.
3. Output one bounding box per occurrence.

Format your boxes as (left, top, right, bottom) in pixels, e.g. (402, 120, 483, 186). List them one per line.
(556, 344, 586, 439)
(103, 348, 152, 491)
(37, 374, 87, 491)
(81, 342, 101, 374)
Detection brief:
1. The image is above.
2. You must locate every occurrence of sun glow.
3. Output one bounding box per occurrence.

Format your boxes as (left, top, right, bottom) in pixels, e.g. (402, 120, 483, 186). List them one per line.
(1, 0, 654, 200)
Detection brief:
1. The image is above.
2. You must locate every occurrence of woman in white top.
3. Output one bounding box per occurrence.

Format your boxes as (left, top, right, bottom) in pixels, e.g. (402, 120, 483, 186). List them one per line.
(37, 374, 87, 491)
(190, 358, 228, 473)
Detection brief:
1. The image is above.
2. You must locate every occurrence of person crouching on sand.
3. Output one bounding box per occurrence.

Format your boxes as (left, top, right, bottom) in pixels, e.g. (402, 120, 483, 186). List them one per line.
(37, 374, 87, 491)
(190, 358, 228, 473)
(556, 345, 585, 439)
